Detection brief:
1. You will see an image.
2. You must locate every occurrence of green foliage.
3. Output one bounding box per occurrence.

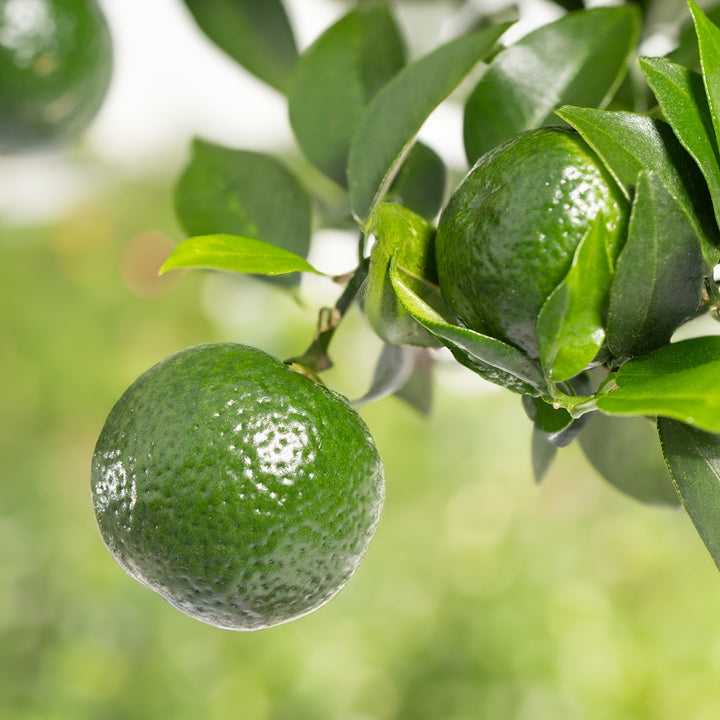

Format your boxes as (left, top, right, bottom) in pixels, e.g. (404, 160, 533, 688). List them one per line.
(181, 0, 297, 92)
(463, 6, 641, 162)
(96, 0, 720, 616)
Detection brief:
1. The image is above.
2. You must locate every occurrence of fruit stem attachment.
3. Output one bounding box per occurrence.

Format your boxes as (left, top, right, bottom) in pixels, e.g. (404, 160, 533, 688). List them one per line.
(286, 259, 370, 375)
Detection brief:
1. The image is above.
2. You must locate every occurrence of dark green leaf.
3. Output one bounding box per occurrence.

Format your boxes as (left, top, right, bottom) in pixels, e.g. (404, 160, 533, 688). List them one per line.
(174, 139, 312, 264)
(287, 2, 405, 186)
(606, 171, 704, 357)
(690, 1, 720, 146)
(596, 336, 720, 433)
(389, 262, 548, 396)
(354, 343, 414, 406)
(182, 0, 297, 92)
(464, 6, 641, 163)
(658, 417, 720, 568)
(536, 220, 612, 382)
(668, 3, 720, 70)
(523, 395, 584, 448)
(385, 142, 446, 221)
(393, 347, 434, 415)
(581, 413, 679, 505)
(556, 105, 720, 265)
(531, 429, 558, 484)
(159, 234, 323, 276)
(640, 56, 720, 255)
(348, 22, 511, 223)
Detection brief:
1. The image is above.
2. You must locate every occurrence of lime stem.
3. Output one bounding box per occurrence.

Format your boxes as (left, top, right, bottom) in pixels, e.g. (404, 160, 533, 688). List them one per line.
(286, 258, 370, 374)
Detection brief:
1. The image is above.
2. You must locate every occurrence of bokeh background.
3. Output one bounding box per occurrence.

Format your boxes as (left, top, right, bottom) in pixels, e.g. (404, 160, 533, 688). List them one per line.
(4, 1, 720, 718)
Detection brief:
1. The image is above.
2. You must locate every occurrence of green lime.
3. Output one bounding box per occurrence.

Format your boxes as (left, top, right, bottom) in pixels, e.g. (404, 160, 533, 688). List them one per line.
(435, 126, 630, 357)
(0, 0, 112, 152)
(91, 343, 384, 631)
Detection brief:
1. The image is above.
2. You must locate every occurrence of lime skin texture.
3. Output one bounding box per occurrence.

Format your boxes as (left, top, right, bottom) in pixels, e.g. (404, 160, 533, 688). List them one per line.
(435, 126, 629, 358)
(91, 343, 385, 631)
(0, 0, 112, 152)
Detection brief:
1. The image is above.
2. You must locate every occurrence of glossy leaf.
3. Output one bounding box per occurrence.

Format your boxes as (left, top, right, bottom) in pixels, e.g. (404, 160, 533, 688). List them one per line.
(365, 203, 439, 347)
(159, 234, 322, 276)
(536, 220, 611, 383)
(596, 336, 720, 433)
(659, 417, 720, 568)
(287, 2, 405, 186)
(581, 413, 679, 506)
(606, 171, 703, 358)
(174, 140, 312, 265)
(385, 142, 446, 221)
(690, 1, 720, 147)
(390, 262, 548, 396)
(463, 6, 640, 163)
(556, 105, 720, 265)
(640, 56, 720, 249)
(348, 22, 511, 223)
(182, 0, 297, 92)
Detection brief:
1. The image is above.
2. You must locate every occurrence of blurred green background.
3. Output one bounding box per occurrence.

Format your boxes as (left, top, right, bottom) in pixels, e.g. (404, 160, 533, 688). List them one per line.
(4, 159, 720, 720)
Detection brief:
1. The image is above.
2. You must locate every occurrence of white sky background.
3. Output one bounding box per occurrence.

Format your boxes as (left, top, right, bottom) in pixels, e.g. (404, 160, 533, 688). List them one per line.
(0, 0, 565, 224)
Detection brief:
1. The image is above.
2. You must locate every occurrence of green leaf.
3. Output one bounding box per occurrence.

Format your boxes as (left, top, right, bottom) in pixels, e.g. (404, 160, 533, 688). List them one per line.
(581, 413, 679, 506)
(531, 429, 558, 484)
(182, 0, 297, 92)
(385, 142, 447, 221)
(639, 56, 720, 254)
(348, 22, 511, 223)
(606, 171, 704, 358)
(668, 4, 720, 70)
(389, 261, 548, 396)
(523, 395, 583, 448)
(596, 336, 720, 433)
(393, 347, 434, 416)
(159, 234, 323, 276)
(536, 219, 612, 382)
(174, 139, 312, 267)
(463, 6, 641, 163)
(658, 417, 720, 568)
(287, 2, 405, 186)
(365, 203, 439, 347)
(690, 1, 720, 148)
(556, 105, 720, 266)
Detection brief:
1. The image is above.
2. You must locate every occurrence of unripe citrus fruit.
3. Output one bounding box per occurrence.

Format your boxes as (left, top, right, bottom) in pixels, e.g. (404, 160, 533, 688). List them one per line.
(91, 343, 384, 631)
(435, 126, 630, 357)
(0, 0, 112, 152)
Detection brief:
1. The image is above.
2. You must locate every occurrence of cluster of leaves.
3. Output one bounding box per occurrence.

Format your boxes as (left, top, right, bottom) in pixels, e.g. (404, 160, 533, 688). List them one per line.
(161, 1, 720, 572)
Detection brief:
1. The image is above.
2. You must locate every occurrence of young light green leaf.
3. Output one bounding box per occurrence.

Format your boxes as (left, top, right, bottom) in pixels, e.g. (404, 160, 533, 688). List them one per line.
(348, 22, 511, 224)
(556, 105, 720, 266)
(365, 202, 439, 347)
(596, 336, 720, 434)
(159, 234, 323, 276)
(536, 220, 611, 383)
(581, 413, 679, 506)
(639, 56, 720, 249)
(287, 2, 405, 186)
(182, 0, 297, 92)
(606, 171, 704, 358)
(174, 139, 312, 265)
(389, 261, 548, 396)
(690, 1, 720, 149)
(658, 417, 720, 568)
(464, 6, 641, 163)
